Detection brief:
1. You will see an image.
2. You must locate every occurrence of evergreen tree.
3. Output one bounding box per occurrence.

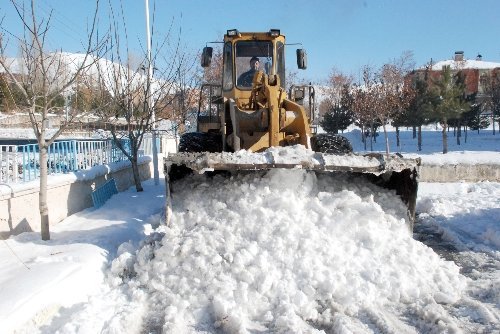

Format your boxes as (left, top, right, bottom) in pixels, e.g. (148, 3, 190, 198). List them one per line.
(394, 68, 437, 151)
(463, 102, 489, 132)
(431, 66, 470, 153)
(319, 85, 354, 133)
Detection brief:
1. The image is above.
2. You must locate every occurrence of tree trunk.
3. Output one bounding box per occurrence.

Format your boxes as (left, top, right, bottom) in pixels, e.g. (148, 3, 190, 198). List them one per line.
(412, 126, 416, 139)
(396, 126, 400, 148)
(418, 125, 422, 151)
(442, 120, 448, 154)
(457, 122, 461, 145)
(39, 145, 50, 240)
(361, 125, 367, 150)
(369, 120, 374, 151)
(383, 124, 390, 156)
(174, 127, 179, 149)
(495, 108, 499, 135)
(493, 111, 496, 135)
(464, 125, 468, 143)
(131, 157, 144, 192)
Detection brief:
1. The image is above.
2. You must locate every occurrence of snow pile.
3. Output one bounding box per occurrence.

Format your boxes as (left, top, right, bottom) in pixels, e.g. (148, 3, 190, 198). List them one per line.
(109, 170, 465, 333)
(170, 145, 414, 178)
(267, 145, 382, 168)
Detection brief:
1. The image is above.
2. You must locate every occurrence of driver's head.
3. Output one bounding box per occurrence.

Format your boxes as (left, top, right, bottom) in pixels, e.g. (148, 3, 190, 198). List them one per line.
(250, 56, 260, 71)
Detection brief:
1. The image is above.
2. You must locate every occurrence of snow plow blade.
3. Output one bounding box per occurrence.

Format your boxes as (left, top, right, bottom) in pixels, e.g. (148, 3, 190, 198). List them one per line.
(163, 150, 420, 226)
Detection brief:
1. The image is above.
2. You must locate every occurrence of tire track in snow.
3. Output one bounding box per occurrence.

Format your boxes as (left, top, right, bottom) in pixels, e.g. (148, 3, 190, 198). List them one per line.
(414, 218, 500, 333)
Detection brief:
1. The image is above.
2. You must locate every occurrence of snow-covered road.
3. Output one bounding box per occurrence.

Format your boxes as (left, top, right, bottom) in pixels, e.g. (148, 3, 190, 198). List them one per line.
(415, 182, 500, 333)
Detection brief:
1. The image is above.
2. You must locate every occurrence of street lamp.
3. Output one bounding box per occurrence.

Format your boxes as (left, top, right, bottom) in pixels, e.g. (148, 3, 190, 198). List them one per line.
(145, 0, 159, 185)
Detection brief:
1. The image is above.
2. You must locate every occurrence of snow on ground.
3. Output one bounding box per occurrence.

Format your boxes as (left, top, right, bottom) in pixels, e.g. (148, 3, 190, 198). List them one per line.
(0, 180, 165, 333)
(1, 128, 499, 333)
(344, 128, 500, 165)
(416, 182, 500, 333)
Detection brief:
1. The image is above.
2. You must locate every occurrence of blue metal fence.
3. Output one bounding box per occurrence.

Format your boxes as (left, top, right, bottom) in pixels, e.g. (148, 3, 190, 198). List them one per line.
(1, 139, 141, 184)
(91, 178, 118, 208)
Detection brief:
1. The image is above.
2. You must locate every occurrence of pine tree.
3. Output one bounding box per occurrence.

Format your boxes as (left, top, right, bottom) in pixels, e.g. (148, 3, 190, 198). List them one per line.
(394, 70, 436, 151)
(319, 85, 354, 133)
(464, 102, 489, 132)
(431, 66, 470, 154)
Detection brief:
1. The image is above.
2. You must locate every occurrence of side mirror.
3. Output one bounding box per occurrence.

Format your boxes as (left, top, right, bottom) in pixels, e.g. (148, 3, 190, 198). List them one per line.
(296, 49, 307, 70)
(201, 47, 213, 67)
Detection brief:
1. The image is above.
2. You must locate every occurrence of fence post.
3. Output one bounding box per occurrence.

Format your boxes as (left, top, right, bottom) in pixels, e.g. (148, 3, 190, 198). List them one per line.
(22, 145, 27, 182)
(13, 146, 18, 181)
(72, 140, 78, 171)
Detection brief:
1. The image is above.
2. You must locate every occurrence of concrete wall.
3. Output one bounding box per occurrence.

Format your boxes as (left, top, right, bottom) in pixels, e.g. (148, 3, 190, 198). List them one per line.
(0, 160, 151, 239)
(419, 163, 500, 182)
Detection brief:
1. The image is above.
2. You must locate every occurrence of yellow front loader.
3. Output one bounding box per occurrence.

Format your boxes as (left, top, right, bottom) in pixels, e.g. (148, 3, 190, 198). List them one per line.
(164, 29, 420, 227)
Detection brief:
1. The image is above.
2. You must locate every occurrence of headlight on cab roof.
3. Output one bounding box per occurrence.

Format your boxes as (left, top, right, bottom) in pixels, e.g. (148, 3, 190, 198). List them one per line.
(268, 29, 280, 37)
(227, 29, 240, 37)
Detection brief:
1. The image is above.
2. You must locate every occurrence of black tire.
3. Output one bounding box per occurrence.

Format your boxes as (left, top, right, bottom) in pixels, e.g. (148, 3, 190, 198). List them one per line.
(178, 132, 222, 153)
(169, 132, 223, 182)
(310, 133, 353, 154)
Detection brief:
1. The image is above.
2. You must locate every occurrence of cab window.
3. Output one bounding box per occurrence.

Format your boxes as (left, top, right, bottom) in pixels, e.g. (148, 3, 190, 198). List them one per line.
(222, 42, 233, 91)
(235, 41, 273, 89)
(276, 41, 285, 89)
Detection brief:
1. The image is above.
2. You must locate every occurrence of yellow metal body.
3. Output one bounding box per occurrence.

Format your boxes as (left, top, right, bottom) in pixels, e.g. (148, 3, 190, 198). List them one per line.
(205, 31, 312, 152)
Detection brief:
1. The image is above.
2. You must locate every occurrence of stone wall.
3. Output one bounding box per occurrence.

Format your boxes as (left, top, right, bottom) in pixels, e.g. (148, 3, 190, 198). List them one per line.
(419, 164, 500, 182)
(0, 160, 151, 239)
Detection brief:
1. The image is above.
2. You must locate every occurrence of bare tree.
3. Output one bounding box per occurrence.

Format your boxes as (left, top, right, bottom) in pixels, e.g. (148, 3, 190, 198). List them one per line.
(480, 69, 500, 135)
(202, 46, 223, 84)
(169, 53, 201, 140)
(90, 4, 182, 192)
(351, 65, 381, 151)
(377, 52, 415, 155)
(351, 53, 415, 156)
(320, 68, 353, 118)
(0, 0, 105, 240)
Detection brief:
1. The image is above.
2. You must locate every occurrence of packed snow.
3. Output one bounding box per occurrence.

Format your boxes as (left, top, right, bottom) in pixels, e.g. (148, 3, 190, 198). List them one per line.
(0, 127, 499, 333)
(167, 145, 417, 175)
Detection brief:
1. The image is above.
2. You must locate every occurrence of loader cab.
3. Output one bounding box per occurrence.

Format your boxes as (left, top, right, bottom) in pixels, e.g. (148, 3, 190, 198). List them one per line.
(232, 40, 281, 89)
(222, 30, 286, 100)
(201, 29, 307, 102)
(198, 29, 312, 151)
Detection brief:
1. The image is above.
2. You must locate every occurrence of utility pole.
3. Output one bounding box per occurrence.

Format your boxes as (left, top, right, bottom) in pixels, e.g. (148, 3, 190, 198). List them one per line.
(145, 0, 159, 185)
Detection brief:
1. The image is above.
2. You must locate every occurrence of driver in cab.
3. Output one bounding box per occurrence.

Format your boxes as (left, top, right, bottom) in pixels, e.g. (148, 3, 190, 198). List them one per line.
(237, 56, 260, 87)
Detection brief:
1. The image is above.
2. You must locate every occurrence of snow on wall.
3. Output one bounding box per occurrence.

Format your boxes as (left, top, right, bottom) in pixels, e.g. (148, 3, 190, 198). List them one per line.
(0, 158, 152, 239)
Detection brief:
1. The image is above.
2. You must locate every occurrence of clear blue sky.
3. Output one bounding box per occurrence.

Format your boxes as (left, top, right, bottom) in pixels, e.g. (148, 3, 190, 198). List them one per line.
(2, 0, 500, 83)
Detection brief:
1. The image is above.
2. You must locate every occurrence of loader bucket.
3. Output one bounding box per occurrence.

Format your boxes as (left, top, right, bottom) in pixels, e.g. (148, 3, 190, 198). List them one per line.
(163, 147, 420, 228)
